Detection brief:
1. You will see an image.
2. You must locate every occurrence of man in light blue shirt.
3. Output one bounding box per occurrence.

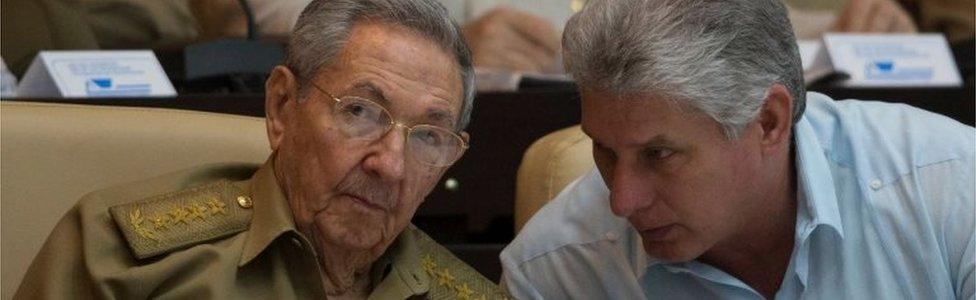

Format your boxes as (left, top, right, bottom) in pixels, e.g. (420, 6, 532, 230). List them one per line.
(500, 0, 975, 299)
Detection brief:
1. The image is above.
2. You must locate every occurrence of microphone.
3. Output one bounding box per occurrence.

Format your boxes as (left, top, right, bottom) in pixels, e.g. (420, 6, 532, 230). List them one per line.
(181, 0, 283, 94)
(237, 0, 259, 40)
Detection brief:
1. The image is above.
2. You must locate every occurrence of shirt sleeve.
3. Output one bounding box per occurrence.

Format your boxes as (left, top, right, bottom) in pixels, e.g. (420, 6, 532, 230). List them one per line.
(500, 261, 547, 300)
(946, 159, 976, 300)
(956, 233, 975, 300)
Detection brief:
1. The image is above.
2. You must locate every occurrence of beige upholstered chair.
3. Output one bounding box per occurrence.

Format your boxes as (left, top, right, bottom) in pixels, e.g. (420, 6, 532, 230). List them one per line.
(0, 101, 271, 299)
(514, 125, 594, 232)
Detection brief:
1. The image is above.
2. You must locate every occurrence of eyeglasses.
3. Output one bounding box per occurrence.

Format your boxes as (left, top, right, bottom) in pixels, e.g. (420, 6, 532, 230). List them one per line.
(305, 81, 468, 167)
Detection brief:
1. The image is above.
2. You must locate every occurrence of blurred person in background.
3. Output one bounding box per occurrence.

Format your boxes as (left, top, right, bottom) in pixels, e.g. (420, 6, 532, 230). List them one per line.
(3, 0, 970, 79)
(193, 0, 567, 74)
(194, 0, 972, 74)
(786, 0, 974, 41)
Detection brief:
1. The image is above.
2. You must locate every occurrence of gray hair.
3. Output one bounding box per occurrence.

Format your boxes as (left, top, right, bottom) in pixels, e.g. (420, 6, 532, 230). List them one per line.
(285, 0, 476, 130)
(564, 0, 806, 139)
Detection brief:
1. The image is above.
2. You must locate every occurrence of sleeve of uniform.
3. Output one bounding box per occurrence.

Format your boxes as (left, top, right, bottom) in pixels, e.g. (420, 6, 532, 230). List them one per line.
(14, 193, 150, 299)
(15, 199, 104, 299)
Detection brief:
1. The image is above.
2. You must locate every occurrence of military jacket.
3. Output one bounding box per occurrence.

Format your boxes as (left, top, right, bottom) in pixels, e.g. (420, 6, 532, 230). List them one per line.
(15, 160, 506, 299)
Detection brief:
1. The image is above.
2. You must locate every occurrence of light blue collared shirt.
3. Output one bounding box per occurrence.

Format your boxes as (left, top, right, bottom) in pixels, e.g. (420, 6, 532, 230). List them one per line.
(501, 92, 975, 299)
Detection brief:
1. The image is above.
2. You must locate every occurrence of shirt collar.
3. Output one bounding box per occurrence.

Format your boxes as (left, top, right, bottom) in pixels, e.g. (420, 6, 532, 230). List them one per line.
(794, 112, 846, 241)
(238, 156, 299, 266)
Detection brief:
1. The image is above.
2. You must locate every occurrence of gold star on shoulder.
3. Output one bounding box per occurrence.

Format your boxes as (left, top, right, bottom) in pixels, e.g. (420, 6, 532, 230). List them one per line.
(437, 268, 455, 286)
(422, 255, 438, 275)
(454, 282, 474, 299)
(421, 252, 507, 300)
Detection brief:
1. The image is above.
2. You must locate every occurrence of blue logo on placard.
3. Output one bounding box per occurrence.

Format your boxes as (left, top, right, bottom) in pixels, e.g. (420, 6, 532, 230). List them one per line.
(873, 61, 894, 73)
(89, 78, 113, 88)
(86, 77, 151, 97)
(865, 60, 932, 80)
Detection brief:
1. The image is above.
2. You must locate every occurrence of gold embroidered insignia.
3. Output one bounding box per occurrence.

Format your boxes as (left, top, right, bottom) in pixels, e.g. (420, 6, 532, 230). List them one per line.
(436, 268, 455, 286)
(412, 224, 511, 300)
(152, 216, 170, 230)
(422, 255, 438, 274)
(129, 209, 158, 242)
(110, 181, 253, 259)
(454, 283, 474, 299)
(207, 197, 227, 215)
(187, 202, 207, 220)
(170, 206, 190, 225)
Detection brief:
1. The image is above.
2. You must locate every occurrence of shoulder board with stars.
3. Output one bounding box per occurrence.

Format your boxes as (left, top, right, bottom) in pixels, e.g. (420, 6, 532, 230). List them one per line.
(109, 180, 254, 260)
(415, 230, 510, 300)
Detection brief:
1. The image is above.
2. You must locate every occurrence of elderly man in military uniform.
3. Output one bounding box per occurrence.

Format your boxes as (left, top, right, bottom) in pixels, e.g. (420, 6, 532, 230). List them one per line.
(15, 0, 505, 299)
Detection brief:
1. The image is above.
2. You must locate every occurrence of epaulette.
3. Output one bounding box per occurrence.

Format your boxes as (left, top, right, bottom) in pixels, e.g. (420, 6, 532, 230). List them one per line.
(415, 230, 511, 300)
(109, 180, 254, 259)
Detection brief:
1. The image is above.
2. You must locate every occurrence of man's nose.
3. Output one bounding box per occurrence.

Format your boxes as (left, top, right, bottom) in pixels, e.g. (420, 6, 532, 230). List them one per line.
(607, 164, 653, 218)
(362, 124, 407, 182)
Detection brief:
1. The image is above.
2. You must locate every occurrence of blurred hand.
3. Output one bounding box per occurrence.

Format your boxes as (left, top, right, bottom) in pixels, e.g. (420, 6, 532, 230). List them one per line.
(833, 0, 918, 33)
(461, 7, 561, 73)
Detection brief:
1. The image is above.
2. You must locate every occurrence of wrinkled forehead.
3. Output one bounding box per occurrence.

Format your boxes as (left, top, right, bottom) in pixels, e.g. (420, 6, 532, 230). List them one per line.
(322, 21, 464, 125)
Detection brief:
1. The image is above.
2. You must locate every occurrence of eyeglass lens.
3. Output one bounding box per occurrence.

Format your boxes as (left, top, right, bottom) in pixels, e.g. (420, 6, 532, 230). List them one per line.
(333, 97, 463, 166)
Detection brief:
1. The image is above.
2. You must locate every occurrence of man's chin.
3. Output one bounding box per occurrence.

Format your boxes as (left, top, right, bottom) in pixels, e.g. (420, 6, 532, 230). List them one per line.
(642, 240, 700, 263)
(316, 215, 393, 251)
(332, 229, 385, 250)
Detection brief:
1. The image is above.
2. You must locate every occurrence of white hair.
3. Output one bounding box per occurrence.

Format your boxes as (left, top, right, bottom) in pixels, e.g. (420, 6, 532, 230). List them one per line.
(285, 0, 476, 130)
(563, 0, 806, 139)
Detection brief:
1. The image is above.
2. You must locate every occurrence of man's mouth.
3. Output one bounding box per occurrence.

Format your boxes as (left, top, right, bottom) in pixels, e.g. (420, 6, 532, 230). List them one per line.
(640, 224, 677, 242)
(341, 193, 390, 211)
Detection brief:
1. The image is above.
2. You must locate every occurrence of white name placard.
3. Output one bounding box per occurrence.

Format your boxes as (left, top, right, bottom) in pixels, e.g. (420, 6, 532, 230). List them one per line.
(17, 50, 176, 98)
(823, 34, 962, 87)
(797, 40, 823, 71)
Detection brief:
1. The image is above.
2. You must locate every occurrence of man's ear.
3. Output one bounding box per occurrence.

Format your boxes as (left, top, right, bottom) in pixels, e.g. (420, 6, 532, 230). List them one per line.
(265, 65, 299, 151)
(757, 84, 794, 155)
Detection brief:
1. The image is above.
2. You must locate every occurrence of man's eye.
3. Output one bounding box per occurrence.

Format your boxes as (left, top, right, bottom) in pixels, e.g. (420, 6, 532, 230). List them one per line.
(341, 102, 385, 123)
(345, 103, 369, 117)
(644, 148, 675, 160)
(417, 130, 443, 145)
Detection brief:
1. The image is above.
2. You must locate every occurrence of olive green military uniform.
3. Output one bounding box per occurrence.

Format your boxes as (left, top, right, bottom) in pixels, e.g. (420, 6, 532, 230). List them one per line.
(15, 159, 507, 299)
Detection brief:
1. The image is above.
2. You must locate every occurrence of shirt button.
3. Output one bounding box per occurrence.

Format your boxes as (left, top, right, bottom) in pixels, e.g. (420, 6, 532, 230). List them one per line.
(869, 179, 883, 190)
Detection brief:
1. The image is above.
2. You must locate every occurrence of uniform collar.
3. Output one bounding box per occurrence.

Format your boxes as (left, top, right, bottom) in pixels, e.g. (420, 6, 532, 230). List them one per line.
(238, 157, 299, 266)
(368, 225, 431, 299)
(794, 113, 846, 241)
